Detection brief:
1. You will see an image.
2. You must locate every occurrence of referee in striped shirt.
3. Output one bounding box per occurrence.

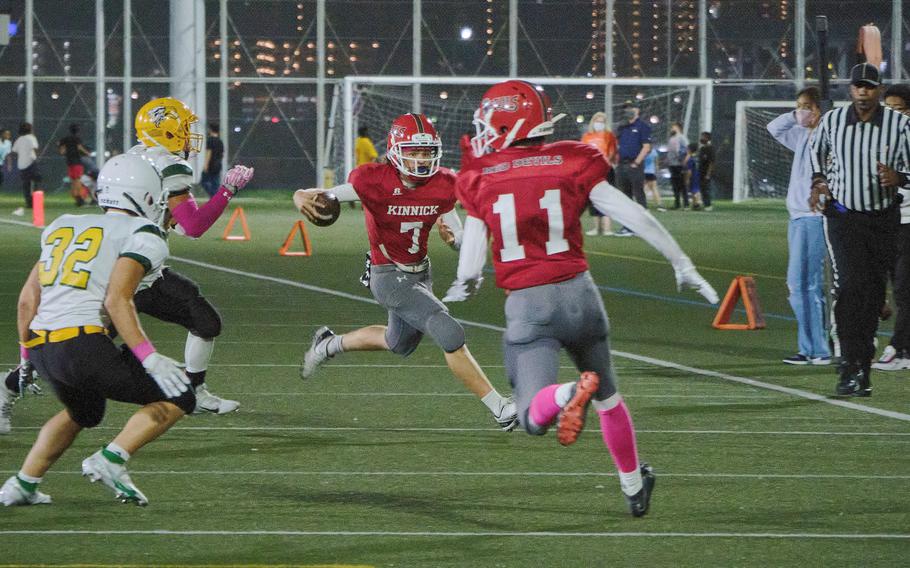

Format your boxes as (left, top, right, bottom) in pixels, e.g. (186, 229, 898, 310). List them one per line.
(809, 63, 910, 397)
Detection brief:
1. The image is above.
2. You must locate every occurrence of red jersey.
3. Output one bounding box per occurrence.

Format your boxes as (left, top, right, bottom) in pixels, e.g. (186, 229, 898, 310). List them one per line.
(349, 162, 457, 266)
(456, 141, 610, 290)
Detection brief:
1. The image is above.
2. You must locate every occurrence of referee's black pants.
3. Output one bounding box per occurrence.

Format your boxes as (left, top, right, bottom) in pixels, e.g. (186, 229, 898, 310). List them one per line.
(824, 206, 899, 370)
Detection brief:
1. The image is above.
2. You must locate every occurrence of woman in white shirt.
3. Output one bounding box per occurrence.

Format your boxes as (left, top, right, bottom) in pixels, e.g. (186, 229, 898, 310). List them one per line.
(11, 122, 42, 216)
(0, 129, 12, 191)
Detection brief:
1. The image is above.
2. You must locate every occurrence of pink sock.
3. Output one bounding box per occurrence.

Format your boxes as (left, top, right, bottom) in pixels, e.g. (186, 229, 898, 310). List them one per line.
(529, 384, 562, 428)
(598, 401, 639, 473)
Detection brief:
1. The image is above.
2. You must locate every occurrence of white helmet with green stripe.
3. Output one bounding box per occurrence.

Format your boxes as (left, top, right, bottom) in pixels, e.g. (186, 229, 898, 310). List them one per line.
(96, 153, 170, 228)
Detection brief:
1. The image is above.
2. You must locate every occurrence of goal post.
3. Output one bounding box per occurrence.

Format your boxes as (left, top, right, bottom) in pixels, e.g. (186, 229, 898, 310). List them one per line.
(336, 76, 713, 184)
(732, 99, 849, 203)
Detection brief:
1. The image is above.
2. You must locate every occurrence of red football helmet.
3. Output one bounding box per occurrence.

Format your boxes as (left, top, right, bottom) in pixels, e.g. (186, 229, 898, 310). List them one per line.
(386, 113, 442, 182)
(471, 80, 566, 156)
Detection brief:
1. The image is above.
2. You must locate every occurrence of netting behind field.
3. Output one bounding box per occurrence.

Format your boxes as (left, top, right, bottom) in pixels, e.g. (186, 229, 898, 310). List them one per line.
(737, 105, 795, 200)
(332, 82, 704, 182)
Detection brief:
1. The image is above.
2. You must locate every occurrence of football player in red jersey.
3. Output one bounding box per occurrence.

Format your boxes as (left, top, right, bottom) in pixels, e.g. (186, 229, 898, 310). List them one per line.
(443, 80, 719, 517)
(293, 113, 518, 431)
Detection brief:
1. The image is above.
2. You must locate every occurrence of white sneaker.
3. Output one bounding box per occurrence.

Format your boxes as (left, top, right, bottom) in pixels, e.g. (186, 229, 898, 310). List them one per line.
(81, 450, 149, 506)
(585, 228, 601, 236)
(11, 207, 24, 217)
(301, 326, 336, 379)
(193, 384, 240, 414)
(493, 397, 518, 432)
(0, 476, 52, 506)
(871, 345, 910, 371)
(0, 386, 12, 435)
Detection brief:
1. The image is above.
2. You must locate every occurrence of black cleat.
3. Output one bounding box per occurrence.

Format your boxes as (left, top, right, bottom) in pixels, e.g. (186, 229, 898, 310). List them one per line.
(857, 367, 872, 397)
(625, 463, 655, 518)
(835, 365, 863, 397)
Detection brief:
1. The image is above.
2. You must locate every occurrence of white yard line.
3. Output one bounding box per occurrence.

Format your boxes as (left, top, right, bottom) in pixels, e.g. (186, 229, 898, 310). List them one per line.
(4, 470, 908, 480)
(12, 425, 910, 436)
(0, 529, 907, 539)
(169, 255, 910, 423)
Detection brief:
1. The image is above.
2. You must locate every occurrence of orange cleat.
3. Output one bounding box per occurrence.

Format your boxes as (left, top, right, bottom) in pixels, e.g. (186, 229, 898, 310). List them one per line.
(556, 371, 600, 446)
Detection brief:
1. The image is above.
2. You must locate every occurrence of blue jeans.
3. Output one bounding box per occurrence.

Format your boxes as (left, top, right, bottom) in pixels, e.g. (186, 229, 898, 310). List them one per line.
(787, 216, 830, 358)
(200, 171, 221, 197)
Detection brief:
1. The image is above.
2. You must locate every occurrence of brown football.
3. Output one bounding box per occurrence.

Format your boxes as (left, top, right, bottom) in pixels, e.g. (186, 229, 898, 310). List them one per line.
(311, 192, 341, 227)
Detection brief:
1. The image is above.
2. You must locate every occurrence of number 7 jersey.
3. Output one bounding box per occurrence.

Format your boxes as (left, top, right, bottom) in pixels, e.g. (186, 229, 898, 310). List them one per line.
(456, 141, 610, 291)
(30, 213, 170, 330)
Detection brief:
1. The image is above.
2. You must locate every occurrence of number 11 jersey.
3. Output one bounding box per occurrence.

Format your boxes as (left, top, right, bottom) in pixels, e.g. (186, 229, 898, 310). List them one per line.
(456, 141, 610, 291)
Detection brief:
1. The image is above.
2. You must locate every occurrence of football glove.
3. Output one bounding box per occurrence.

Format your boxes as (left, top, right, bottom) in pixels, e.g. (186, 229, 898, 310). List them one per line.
(442, 277, 484, 303)
(222, 165, 255, 194)
(674, 262, 719, 304)
(17, 358, 42, 396)
(142, 352, 191, 399)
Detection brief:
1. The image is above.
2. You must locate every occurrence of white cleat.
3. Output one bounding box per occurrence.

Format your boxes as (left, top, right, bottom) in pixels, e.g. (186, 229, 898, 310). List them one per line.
(193, 384, 240, 414)
(494, 397, 519, 432)
(0, 386, 13, 435)
(81, 451, 149, 506)
(301, 326, 336, 380)
(0, 476, 52, 506)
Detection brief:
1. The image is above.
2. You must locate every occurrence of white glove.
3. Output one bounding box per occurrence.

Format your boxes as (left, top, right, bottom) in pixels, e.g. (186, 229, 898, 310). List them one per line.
(18, 358, 42, 396)
(674, 261, 719, 304)
(222, 165, 255, 194)
(442, 277, 484, 303)
(142, 352, 191, 398)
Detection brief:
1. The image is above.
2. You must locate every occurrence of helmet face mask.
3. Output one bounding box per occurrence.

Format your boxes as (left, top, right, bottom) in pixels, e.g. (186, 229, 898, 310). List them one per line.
(387, 114, 442, 183)
(471, 80, 566, 155)
(135, 97, 203, 156)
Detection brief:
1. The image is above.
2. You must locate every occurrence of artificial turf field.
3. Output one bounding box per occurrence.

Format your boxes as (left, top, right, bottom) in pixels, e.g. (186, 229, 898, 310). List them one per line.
(0, 192, 908, 567)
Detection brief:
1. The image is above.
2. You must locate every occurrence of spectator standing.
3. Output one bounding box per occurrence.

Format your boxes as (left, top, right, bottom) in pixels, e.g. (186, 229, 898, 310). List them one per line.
(697, 132, 716, 211)
(581, 112, 618, 235)
(11, 122, 42, 217)
(355, 126, 379, 167)
(643, 146, 663, 211)
(767, 86, 831, 366)
(58, 124, 91, 206)
(666, 122, 689, 209)
(614, 101, 652, 235)
(873, 84, 910, 371)
(0, 129, 11, 190)
(809, 63, 910, 397)
(200, 124, 225, 198)
(685, 143, 703, 210)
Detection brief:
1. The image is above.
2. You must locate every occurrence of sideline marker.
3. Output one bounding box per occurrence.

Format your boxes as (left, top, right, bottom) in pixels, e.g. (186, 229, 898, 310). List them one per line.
(279, 220, 313, 257)
(712, 275, 766, 330)
(222, 207, 251, 241)
(31, 190, 45, 228)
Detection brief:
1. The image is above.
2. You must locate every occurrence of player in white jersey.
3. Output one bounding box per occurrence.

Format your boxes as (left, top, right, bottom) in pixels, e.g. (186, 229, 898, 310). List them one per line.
(0, 152, 195, 507)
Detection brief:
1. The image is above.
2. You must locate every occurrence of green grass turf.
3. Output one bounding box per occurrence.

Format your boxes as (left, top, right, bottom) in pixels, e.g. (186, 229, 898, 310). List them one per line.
(0, 192, 908, 567)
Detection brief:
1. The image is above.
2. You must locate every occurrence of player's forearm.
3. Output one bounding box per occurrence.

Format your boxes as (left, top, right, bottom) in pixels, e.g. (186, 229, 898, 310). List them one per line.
(171, 190, 233, 238)
(329, 183, 358, 202)
(16, 266, 40, 344)
(589, 181, 689, 268)
(441, 209, 464, 249)
(635, 144, 651, 165)
(455, 216, 488, 281)
(104, 260, 151, 351)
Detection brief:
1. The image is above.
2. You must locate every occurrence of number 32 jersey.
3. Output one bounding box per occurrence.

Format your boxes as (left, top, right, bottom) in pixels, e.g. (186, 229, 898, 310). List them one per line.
(349, 162, 457, 266)
(30, 213, 169, 330)
(456, 141, 610, 291)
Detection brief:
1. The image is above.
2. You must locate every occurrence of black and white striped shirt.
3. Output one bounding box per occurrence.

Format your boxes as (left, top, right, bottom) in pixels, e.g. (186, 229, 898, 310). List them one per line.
(810, 104, 910, 212)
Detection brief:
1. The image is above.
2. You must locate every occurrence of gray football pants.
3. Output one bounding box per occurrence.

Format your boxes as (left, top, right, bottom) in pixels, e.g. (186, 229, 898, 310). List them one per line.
(503, 271, 619, 434)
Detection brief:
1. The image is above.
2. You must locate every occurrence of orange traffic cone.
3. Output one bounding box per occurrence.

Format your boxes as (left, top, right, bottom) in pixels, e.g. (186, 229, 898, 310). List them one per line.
(279, 220, 313, 256)
(712, 276, 766, 330)
(222, 207, 251, 241)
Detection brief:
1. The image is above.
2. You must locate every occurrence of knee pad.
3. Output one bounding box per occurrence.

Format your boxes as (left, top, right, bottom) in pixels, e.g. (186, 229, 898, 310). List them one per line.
(188, 297, 222, 339)
(172, 390, 197, 415)
(425, 312, 465, 353)
(386, 327, 421, 357)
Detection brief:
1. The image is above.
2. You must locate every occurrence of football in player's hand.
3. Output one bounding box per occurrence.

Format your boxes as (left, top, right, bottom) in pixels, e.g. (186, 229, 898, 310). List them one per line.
(311, 192, 341, 227)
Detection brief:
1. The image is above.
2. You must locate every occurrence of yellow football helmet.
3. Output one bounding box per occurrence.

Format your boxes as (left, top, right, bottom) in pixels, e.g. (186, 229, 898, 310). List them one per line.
(135, 97, 204, 155)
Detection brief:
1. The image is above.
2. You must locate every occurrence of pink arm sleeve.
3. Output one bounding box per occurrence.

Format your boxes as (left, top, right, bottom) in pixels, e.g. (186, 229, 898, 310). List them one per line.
(170, 187, 234, 238)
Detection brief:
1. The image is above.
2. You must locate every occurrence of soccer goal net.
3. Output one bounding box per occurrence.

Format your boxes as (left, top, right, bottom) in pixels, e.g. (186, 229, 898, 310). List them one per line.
(732, 100, 849, 203)
(331, 76, 713, 184)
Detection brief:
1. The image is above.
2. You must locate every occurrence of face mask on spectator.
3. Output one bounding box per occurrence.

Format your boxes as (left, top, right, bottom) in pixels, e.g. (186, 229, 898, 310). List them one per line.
(624, 108, 637, 121)
(592, 122, 605, 132)
(795, 109, 816, 127)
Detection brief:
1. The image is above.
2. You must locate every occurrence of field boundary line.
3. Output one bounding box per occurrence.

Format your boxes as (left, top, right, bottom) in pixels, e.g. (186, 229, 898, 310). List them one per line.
(169, 255, 910, 423)
(0, 530, 907, 540)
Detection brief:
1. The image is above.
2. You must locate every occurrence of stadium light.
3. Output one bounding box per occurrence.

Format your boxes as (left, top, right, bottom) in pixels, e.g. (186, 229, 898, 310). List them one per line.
(460, 26, 473, 40)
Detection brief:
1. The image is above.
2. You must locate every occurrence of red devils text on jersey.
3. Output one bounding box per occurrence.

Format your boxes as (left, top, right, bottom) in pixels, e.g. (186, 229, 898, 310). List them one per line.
(348, 162, 458, 266)
(456, 140, 610, 290)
